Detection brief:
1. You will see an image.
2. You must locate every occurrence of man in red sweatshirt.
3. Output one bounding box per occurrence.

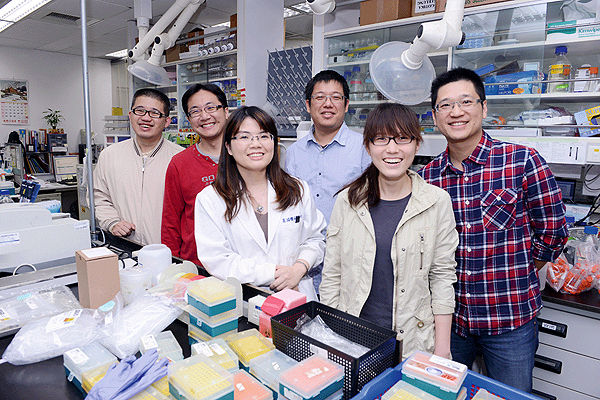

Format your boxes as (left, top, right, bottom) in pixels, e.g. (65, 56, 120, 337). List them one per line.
(161, 84, 229, 265)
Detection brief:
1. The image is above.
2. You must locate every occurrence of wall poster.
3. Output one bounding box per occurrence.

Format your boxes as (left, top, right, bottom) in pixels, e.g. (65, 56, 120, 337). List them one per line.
(1, 79, 29, 125)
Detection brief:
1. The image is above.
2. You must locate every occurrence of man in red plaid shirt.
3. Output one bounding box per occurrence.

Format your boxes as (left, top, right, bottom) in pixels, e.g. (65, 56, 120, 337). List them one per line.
(419, 68, 568, 392)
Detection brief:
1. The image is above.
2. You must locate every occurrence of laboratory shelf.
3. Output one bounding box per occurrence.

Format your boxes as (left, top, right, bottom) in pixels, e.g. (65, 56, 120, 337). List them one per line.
(164, 49, 237, 67)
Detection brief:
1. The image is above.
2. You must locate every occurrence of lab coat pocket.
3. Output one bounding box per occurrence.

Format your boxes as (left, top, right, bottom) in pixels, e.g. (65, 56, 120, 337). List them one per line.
(481, 188, 518, 231)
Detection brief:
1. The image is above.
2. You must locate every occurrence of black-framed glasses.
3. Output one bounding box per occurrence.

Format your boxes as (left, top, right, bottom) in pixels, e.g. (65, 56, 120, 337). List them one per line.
(434, 97, 482, 113)
(231, 132, 274, 144)
(188, 104, 224, 118)
(311, 94, 346, 104)
(369, 136, 414, 146)
(131, 107, 166, 119)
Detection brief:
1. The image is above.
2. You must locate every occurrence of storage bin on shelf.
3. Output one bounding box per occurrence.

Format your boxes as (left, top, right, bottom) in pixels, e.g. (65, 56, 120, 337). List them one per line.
(168, 354, 234, 400)
(63, 342, 117, 394)
(270, 301, 397, 400)
(350, 361, 542, 400)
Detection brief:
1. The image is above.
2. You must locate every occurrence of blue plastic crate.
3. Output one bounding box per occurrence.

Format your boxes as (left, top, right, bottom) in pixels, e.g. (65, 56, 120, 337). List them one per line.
(350, 362, 542, 400)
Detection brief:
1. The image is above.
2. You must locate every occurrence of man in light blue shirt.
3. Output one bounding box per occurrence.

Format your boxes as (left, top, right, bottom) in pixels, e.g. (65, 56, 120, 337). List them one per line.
(285, 70, 371, 291)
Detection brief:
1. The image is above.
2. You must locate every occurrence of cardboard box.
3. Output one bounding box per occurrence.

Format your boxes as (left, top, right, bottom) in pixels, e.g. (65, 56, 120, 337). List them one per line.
(187, 28, 204, 45)
(360, 0, 411, 26)
(230, 13, 237, 28)
(76, 248, 120, 309)
(436, 0, 509, 13)
(412, 0, 436, 16)
(165, 45, 181, 63)
(547, 19, 600, 43)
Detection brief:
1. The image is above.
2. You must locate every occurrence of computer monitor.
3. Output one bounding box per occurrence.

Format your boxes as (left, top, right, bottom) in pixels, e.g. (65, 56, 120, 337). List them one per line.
(53, 154, 78, 183)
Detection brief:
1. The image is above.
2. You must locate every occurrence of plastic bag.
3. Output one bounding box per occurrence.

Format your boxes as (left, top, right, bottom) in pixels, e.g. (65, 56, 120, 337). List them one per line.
(0, 285, 80, 333)
(1, 308, 100, 365)
(100, 294, 181, 359)
(546, 255, 570, 292)
(295, 314, 369, 358)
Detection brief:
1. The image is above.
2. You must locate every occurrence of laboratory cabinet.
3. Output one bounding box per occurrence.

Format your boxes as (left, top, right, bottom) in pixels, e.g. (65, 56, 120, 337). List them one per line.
(533, 301, 600, 400)
(318, 0, 600, 164)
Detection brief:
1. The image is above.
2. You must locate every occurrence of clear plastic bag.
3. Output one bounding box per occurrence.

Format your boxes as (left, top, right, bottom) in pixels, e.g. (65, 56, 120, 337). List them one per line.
(0, 285, 80, 333)
(546, 254, 570, 292)
(1, 308, 100, 365)
(100, 294, 181, 359)
(294, 314, 369, 358)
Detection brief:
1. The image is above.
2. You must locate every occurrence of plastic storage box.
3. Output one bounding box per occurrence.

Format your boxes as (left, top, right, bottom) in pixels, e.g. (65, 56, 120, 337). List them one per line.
(279, 354, 344, 400)
(192, 338, 239, 372)
(140, 330, 184, 362)
(234, 370, 273, 400)
(152, 376, 170, 398)
(187, 277, 237, 316)
(401, 351, 467, 400)
(188, 306, 239, 337)
(63, 342, 117, 393)
(189, 323, 237, 344)
(350, 361, 542, 400)
(271, 301, 397, 400)
(249, 349, 299, 395)
(82, 364, 111, 393)
(226, 329, 275, 369)
(168, 354, 234, 400)
(381, 380, 439, 400)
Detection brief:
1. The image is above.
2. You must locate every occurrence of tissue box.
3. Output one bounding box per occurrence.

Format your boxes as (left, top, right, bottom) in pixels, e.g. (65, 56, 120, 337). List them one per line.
(484, 71, 539, 95)
(547, 19, 600, 42)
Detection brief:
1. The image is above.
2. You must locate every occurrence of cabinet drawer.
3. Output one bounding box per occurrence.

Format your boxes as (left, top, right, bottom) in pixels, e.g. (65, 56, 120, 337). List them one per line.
(533, 378, 598, 400)
(538, 307, 600, 360)
(534, 343, 600, 397)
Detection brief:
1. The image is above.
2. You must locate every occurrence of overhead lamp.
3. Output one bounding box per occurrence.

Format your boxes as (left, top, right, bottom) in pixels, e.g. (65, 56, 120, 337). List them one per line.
(128, 0, 206, 86)
(305, 0, 466, 105)
(0, 0, 52, 33)
(370, 0, 466, 105)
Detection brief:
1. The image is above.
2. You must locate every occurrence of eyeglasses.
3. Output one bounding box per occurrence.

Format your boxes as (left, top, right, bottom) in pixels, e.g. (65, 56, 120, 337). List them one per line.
(370, 136, 414, 146)
(311, 94, 346, 104)
(231, 132, 274, 144)
(131, 107, 166, 119)
(434, 97, 482, 113)
(188, 104, 224, 118)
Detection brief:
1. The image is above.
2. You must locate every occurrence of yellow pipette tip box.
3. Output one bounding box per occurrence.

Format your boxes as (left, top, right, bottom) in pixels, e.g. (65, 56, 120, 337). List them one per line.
(225, 329, 275, 368)
(168, 354, 234, 400)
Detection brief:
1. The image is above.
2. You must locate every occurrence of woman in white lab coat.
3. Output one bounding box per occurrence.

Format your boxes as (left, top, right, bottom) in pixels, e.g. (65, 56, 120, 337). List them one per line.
(194, 106, 326, 300)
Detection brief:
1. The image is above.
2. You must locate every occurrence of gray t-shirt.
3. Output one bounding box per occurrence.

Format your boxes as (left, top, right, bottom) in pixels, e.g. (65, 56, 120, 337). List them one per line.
(359, 194, 411, 329)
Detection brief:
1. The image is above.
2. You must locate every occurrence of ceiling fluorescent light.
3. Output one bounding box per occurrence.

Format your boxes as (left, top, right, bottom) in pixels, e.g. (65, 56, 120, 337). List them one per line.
(105, 49, 128, 58)
(0, 21, 13, 33)
(0, 0, 52, 23)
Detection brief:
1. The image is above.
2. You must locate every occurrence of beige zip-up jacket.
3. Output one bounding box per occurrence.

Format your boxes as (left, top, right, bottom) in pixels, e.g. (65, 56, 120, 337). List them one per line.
(320, 170, 458, 358)
(94, 138, 182, 245)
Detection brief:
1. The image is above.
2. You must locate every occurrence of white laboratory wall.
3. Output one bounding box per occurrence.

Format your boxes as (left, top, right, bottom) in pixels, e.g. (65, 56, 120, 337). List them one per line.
(0, 46, 112, 152)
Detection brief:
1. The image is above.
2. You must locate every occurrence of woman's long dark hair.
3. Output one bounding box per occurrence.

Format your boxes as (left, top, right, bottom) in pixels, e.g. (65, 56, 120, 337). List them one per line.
(213, 106, 303, 222)
(346, 103, 423, 208)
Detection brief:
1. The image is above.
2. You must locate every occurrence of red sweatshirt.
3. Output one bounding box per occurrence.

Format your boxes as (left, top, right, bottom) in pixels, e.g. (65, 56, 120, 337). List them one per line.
(161, 145, 218, 265)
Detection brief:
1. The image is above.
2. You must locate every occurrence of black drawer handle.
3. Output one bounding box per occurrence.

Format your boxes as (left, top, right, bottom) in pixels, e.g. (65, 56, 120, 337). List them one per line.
(538, 318, 567, 338)
(532, 389, 557, 400)
(535, 354, 562, 374)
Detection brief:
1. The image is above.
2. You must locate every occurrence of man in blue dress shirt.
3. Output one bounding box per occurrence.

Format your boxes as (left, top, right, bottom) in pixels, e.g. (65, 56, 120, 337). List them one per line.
(285, 70, 371, 291)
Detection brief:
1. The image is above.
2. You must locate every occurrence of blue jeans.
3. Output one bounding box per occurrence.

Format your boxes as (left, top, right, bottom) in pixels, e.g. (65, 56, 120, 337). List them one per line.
(309, 262, 323, 295)
(451, 317, 539, 393)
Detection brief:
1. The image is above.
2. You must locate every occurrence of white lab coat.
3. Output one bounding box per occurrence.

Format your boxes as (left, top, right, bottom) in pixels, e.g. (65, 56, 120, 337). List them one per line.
(194, 179, 326, 301)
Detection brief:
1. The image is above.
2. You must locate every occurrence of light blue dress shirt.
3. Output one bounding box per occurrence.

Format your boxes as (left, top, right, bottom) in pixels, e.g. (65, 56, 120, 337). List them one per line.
(285, 123, 371, 223)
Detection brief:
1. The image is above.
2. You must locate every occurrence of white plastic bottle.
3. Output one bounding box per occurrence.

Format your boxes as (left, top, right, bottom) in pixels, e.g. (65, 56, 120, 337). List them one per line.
(349, 66, 364, 101)
(548, 46, 571, 93)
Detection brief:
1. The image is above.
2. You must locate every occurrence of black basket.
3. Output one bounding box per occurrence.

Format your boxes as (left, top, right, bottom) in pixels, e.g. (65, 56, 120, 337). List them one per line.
(270, 301, 398, 400)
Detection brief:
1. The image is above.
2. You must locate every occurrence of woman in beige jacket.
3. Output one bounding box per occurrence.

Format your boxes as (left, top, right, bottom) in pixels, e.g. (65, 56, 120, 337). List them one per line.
(320, 104, 458, 359)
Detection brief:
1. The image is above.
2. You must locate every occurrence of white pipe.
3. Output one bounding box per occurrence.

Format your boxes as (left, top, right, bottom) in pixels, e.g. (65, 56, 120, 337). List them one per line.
(401, 0, 465, 70)
(165, 1, 204, 48)
(129, 0, 191, 61)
